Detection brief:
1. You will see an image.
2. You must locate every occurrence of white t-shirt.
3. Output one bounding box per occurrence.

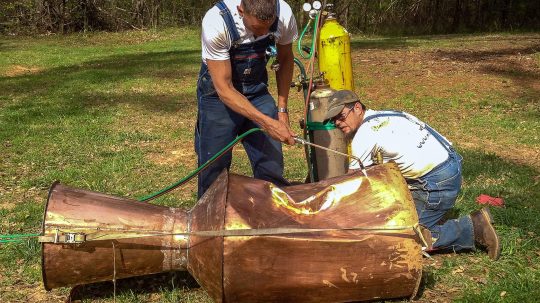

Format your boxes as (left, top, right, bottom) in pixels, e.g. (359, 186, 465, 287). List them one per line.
(349, 110, 451, 179)
(201, 0, 298, 64)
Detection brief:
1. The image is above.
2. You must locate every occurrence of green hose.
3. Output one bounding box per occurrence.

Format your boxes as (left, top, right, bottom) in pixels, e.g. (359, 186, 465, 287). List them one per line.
(294, 57, 307, 81)
(297, 15, 319, 59)
(0, 233, 40, 243)
(138, 128, 263, 202)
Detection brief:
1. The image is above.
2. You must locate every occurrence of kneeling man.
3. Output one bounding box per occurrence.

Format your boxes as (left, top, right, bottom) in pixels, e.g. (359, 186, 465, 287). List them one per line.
(325, 90, 501, 260)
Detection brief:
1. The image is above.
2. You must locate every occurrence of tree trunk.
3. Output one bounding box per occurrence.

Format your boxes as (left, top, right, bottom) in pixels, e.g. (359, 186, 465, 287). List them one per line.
(500, 0, 512, 30)
(452, 0, 462, 32)
(59, 0, 65, 34)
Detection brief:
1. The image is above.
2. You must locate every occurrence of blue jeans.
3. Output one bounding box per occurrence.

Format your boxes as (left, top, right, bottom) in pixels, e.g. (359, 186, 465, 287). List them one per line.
(408, 150, 475, 251)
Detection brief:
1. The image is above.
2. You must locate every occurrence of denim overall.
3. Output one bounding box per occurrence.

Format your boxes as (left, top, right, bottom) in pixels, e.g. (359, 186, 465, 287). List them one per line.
(363, 111, 474, 251)
(195, 1, 289, 198)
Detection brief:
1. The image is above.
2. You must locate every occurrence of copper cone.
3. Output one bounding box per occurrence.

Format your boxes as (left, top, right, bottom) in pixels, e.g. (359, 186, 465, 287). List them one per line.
(42, 162, 423, 302)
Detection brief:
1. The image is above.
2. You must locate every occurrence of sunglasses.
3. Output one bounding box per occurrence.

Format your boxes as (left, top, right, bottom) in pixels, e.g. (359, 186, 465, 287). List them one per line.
(331, 104, 355, 123)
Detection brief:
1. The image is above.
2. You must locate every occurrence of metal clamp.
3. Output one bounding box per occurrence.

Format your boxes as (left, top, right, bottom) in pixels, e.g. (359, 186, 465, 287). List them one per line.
(64, 233, 86, 243)
(39, 230, 87, 244)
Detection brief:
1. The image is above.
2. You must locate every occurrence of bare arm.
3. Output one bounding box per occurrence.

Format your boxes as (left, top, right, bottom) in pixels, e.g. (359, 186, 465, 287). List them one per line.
(275, 43, 294, 127)
(206, 59, 295, 144)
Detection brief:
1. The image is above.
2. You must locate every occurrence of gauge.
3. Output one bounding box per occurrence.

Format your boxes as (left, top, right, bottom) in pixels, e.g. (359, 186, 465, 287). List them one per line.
(312, 1, 322, 10)
(302, 3, 311, 12)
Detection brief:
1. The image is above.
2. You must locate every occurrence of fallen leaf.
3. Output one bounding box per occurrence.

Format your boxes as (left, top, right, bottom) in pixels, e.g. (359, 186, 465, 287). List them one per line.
(452, 266, 464, 274)
(476, 277, 487, 284)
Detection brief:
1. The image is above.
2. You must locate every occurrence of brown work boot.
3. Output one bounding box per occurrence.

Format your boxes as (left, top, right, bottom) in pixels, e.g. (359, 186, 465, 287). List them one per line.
(471, 207, 501, 260)
(417, 225, 434, 252)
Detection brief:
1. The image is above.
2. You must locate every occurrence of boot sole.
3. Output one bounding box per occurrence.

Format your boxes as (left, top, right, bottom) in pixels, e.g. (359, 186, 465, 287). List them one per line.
(481, 207, 501, 260)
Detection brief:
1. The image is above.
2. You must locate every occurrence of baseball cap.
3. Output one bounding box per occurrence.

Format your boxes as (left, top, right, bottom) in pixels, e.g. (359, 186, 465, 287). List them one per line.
(324, 90, 361, 120)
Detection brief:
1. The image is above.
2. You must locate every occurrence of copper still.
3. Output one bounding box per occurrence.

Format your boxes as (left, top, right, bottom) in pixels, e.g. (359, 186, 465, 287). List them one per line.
(41, 162, 423, 302)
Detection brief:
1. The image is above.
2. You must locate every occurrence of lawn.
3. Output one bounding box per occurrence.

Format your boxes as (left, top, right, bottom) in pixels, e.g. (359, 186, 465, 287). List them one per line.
(0, 28, 539, 302)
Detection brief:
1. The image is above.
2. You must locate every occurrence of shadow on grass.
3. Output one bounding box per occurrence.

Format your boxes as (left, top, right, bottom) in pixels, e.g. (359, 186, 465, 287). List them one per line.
(432, 44, 540, 62)
(351, 37, 418, 50)
(430, 44, 540, 101)
(350, 34, 499, 50)
(0, 40, 10, 51)
(69, 271, 202, 301)
(0, 48, 201, 109)
(351, 33, 540, 51)
(0, 49, 201, 139)
(414, 270, 437, 300)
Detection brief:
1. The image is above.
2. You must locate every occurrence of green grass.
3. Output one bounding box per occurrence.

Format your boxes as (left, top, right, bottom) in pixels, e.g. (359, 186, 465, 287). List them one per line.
(1, 29, 539, 302)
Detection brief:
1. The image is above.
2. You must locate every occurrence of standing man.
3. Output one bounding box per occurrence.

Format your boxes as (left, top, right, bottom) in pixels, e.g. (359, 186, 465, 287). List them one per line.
(325, 90, 501, 260)
(196, 0, 298, 198)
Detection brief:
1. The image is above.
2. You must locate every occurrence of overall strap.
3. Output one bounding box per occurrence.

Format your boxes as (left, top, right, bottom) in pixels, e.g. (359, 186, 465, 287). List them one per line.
(216, 1, 241, 46)
(269, 0, 280, 33)
(363, 111, 453, 153)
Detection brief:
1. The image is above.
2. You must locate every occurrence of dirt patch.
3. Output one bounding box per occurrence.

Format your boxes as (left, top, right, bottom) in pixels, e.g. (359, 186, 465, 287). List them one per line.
(147, 148, 197, 166)
(3, 65, 42, 77)
(352, 34, 540, 170)
(0, 280, 68, 303)
(0, 202, 16, 210)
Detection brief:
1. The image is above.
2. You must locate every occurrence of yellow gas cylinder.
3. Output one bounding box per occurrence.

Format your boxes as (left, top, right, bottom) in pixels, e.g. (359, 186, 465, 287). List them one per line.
(317, 13, 354, 90)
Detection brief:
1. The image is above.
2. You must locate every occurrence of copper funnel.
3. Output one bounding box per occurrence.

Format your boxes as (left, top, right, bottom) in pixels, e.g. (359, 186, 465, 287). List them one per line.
(41, 162, 423, 302)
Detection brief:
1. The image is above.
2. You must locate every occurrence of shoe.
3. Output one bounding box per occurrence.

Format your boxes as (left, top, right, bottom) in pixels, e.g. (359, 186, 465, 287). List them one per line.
(417, 224, 434, 252)
(470, 207, 501, 260)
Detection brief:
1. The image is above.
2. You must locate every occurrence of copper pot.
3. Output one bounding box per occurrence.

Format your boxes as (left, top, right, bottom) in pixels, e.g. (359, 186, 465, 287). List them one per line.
(42, 162, 422, 302)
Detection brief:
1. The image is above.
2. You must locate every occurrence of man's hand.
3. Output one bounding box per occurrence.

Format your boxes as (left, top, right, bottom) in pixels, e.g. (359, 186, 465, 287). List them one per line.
(206, 59, 296, 145)
(261, 117, 296, 145)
